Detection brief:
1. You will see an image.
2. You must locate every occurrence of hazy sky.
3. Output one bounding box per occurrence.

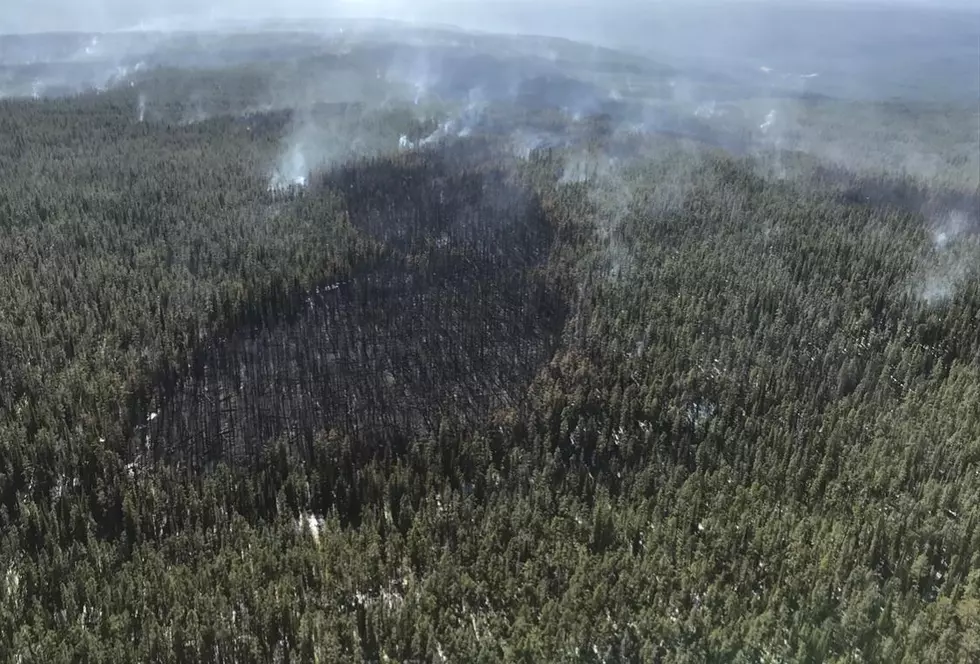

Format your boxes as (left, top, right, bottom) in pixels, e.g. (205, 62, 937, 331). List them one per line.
(3, 0, 978, 34)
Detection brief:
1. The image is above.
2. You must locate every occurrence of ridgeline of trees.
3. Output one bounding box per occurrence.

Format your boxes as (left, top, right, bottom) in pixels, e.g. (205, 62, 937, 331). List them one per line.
(1, 81, 979, 663)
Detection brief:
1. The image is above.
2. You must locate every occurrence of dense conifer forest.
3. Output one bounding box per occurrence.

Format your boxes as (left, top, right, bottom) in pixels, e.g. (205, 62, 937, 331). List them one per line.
(1, 20, 979, 663)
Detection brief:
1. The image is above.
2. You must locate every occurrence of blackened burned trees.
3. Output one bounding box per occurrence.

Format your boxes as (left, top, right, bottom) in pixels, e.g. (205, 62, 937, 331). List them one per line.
(143, 145, 567, 470)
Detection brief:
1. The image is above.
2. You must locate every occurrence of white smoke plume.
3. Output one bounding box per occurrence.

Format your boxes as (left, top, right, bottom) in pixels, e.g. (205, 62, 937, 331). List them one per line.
(759, 109, 776, 134)
(915, 210, 978, 304)
(753, 105, 789, 180)
(556, 151, 636, 279)
(919, 259, 970, 304)
(269, 109, 325, 190)
(270, 142, 309, 189)
(413, 89, 486, 147)
(931, 210, 970, 250)
(269, 102, 423, 190)
(510, 130, 565, 160)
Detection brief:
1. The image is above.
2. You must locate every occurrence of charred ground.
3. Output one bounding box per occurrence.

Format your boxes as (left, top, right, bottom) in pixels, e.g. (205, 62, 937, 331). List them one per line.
(143, 147, 566, 469)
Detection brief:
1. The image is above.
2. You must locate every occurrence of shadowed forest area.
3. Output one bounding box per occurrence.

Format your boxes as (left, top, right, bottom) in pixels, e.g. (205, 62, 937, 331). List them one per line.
(143, 151, 566, 469)
(1, 16, 980, 663)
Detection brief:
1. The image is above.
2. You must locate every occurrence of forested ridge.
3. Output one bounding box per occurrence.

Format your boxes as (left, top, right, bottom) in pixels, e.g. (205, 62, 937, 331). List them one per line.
(1, 78, 979, 664)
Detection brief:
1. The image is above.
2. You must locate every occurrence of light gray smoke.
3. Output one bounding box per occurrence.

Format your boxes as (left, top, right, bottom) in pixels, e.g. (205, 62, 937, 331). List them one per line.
(915, 210, 979, 304)
(270, 138, 311, 190)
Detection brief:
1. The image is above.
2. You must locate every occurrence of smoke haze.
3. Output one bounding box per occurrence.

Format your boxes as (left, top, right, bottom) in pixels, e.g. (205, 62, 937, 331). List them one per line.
(5, 2, 977, 106)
